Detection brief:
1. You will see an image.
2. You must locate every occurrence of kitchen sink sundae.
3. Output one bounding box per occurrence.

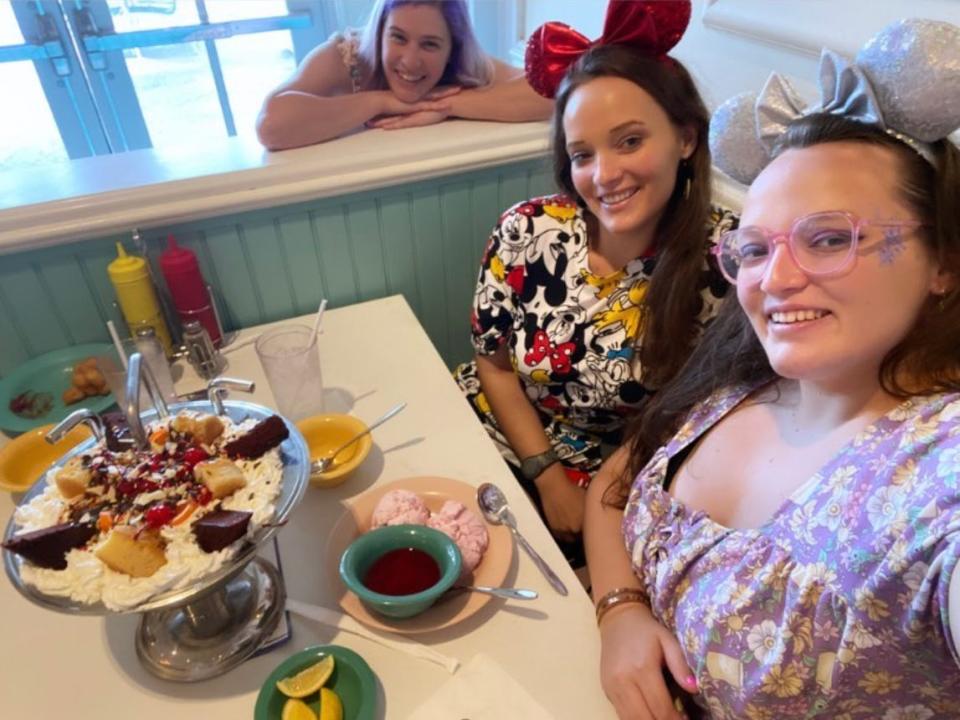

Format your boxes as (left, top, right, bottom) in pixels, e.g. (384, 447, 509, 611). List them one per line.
(3, 411, 288, 610)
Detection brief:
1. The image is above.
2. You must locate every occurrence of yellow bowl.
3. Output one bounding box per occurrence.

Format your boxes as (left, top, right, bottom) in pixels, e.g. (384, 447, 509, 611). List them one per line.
(296, 413, 372, 488)
(0, 423, 93, 492)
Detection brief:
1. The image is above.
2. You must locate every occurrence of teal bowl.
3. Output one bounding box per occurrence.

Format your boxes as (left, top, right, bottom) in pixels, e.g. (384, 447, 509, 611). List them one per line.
(339, 524, 462, 619)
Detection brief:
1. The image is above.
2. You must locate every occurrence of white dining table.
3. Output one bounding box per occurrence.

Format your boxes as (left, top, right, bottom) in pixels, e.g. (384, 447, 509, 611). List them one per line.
(0, 295, 616, 719)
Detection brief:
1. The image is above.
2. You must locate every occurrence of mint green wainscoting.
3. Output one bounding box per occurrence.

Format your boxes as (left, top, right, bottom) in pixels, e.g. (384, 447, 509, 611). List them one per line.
(0, 160, 554, 378)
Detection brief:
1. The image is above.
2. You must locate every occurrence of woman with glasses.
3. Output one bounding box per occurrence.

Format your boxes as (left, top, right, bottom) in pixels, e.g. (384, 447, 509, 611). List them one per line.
(583, 34, 960, 717)
(256, 0, 551, 150)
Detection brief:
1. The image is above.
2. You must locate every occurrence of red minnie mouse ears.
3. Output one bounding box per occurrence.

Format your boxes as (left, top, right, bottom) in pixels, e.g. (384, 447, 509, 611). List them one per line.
(525, 0, 692, 99)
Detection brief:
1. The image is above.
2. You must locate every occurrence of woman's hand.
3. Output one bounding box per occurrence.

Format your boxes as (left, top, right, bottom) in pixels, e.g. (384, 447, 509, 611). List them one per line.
(536, 464, 586, 541)
(375, 91, 426, 117)
(367, 108, 450, 130)
(599, 605, 698, 720)
(368, 86, 462, 128)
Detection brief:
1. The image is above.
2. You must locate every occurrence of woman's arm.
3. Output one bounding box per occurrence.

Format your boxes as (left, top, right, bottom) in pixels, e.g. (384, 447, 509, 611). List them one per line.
(950, 558, 960, 666)
(475, 348, 585, 538)
(584, 447, 643, 601)
(445, 60, 553, 123)
(367, 59, 552, 130)
(256, 40, 431, 150)
(585, 450, 696, 720)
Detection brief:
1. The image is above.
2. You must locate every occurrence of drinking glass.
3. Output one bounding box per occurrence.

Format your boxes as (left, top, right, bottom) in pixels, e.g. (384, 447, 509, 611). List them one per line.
(254, 324, 324, 421)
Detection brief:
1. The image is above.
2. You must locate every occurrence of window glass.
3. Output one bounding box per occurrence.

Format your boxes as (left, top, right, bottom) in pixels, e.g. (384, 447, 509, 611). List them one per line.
(0, 2, 68, 169)
(217, 30, 297, 137)
(204, 0, 289, 23)
(107, 1, 221, 150)
(124, 40, 226, 151)
(108, 0, 199, 30)
(339, 1, 373, 30)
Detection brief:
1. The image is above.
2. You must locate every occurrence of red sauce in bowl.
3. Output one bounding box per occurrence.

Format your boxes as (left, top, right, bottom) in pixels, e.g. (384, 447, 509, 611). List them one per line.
(363, 547, 441, 596)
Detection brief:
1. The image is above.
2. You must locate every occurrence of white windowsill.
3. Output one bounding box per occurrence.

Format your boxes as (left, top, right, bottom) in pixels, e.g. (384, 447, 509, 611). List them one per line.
(0, 120, 552, 254)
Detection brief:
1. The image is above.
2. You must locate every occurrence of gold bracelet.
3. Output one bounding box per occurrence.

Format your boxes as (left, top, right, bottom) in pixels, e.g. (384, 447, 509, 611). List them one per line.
(595, 587, 648, 626)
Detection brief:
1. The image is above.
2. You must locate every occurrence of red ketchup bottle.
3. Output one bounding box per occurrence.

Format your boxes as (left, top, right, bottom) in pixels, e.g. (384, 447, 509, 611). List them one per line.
(159, 234, 222, 347)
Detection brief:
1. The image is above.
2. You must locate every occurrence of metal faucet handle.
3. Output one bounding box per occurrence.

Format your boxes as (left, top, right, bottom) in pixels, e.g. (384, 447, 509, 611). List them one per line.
(124, 352, 171, 449)
(46, 408, 105, 444)
(207, 377, 255, 416)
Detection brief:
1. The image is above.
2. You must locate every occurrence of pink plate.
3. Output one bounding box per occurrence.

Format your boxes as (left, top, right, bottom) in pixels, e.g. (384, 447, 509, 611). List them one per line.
(324, 476, 514, 634)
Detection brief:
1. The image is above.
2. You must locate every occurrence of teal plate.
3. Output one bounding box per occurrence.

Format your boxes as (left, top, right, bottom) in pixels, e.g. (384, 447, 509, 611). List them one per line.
(0, 344, 117, 434)
(255, 645, 377, 720)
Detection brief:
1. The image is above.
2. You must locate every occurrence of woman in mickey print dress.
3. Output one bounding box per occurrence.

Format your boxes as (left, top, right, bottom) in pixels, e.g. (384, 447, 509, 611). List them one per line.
(453, 44, 736, 557)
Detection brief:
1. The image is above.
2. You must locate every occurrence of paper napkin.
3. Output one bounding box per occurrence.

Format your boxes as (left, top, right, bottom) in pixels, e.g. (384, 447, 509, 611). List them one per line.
(409, 652, 553, 720)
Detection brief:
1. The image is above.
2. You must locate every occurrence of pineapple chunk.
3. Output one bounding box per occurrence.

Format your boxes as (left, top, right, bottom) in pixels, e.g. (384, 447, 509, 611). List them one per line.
(191, 415, 224, 445)
(194, 458, 246, 499)
(95, 526, 167, 577)
(171, 413, 194, 436)
(54, 456, 91, 500)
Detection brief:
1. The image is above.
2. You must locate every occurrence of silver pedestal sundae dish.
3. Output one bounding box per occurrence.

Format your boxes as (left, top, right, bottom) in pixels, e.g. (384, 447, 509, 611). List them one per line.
(2, 353, 310, 681)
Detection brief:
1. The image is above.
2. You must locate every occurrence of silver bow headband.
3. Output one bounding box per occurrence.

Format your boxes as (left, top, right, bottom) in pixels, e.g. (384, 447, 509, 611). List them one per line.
(710, 18, 960, 185)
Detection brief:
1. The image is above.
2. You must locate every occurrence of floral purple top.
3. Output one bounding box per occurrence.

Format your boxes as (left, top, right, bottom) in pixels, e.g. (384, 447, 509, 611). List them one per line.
(623, 384, 960, 719)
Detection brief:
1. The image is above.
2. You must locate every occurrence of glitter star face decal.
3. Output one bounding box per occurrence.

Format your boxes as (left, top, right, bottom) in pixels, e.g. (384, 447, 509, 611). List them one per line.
(878, 226, 907, 265)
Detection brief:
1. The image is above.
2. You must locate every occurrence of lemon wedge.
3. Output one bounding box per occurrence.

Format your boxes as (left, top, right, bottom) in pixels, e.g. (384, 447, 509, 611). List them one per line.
(318, 687, 344, 720)
(281, 698, 316, 720)
(276, 655, 336, 698)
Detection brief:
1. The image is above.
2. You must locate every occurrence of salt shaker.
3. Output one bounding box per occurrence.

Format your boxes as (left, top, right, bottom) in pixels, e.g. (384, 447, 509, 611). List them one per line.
(183, 320, 227, 380)
(134, 327, 178, 402)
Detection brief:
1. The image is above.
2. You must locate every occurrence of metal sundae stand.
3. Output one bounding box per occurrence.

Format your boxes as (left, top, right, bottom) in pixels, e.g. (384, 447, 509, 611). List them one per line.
(2, 353, 310, 681)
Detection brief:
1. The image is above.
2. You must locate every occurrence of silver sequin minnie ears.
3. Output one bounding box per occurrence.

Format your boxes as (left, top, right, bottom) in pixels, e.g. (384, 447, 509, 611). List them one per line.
(710, 18, 960, 185)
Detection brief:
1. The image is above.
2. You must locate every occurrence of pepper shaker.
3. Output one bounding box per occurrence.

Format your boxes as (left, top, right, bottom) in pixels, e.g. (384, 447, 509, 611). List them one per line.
(135, 327, 177, 402)
(183, 320, 227, 380)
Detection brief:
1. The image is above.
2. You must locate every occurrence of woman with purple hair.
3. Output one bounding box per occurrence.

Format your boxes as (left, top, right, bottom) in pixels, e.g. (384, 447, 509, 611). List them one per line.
(257, 0, 551, 150)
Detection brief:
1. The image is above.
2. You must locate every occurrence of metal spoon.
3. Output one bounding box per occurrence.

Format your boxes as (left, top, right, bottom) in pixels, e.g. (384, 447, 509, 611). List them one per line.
(310, 402, 406, 474)
(453, 585, 538, 600)
(477, 483, 569, 596)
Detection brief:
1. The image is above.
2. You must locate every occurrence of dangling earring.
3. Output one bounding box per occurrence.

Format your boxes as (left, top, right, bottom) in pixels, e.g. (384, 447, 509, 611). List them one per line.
(681, 160, 693, 200)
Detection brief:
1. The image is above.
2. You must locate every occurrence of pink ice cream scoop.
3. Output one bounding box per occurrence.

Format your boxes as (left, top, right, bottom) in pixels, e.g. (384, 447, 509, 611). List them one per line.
(370, 489, 431, 528)
(427, 500, 490, 573)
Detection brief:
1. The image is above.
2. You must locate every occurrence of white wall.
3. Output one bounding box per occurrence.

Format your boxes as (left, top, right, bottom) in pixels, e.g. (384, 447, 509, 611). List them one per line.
(523, 0, 960, 110)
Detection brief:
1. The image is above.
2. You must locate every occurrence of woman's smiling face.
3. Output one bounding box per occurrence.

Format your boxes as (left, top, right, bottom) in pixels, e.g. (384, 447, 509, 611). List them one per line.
(380, 4, 452, 102)
(737, 141, 947, 388)
(563, 76, 694, 247)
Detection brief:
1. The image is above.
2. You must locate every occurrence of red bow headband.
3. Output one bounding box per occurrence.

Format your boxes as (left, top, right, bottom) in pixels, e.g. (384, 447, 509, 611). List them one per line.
(525, 0, 692, 99)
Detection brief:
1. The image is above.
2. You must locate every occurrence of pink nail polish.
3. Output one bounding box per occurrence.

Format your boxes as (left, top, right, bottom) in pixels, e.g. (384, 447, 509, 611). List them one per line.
(685, 674, 698, 690)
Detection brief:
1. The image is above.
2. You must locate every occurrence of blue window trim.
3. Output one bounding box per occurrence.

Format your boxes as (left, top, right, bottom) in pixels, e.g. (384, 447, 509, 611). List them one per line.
(5, 0, 328, 160)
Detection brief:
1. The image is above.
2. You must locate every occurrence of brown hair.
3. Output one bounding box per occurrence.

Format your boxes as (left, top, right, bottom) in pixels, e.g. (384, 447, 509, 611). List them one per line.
(551, 45, 713, 388)
(611, 114, 960, 507)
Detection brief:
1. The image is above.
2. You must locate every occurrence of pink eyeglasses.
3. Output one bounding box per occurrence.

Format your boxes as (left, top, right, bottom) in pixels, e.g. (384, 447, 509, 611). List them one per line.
(713, 210, 927, 285)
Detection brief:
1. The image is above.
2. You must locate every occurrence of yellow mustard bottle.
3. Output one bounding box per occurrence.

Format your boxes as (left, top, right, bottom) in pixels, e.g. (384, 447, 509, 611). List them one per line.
(107, 242, 173, 356)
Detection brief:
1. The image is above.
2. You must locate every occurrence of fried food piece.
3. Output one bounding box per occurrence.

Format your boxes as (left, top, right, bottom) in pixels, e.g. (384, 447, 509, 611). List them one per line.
(55, 456, 92, 499)
(67, 357, 108, 399)
(62, 386, 86, 405)
(194, 457, 246, 499)
(95, 525, 167, 577)
(80, 366, 107, 394)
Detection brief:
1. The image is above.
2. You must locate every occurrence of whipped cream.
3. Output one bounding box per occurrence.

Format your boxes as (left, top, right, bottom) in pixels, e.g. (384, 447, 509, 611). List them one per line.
(12, 414, 284, 611)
